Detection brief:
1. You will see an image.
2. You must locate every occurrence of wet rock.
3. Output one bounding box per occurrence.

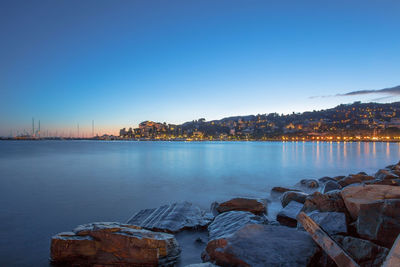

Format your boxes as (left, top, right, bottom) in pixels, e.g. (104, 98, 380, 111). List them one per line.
(337, 174, 374, 187)
(333, 175, 346, 181)
(185, 263, 218, 267)
(318, 177, 336, 183)
(215, 198, 267, 215)
(298, 211, 347, 235)
(323, 180, 342, 193)
(375, 169, 399, 181)
(299, 179, 319, 189)
(202, 224, 319, 267)
(357, 199, 400, 248)
(366, 178, 400, 186)
(340, 185, 400, 220)
(334, 235, 389, 267)
(208, 211, 267, 241)
(50, 222, 180, 266)
(280, 191, 308, 207)
(127, 202, 212, 233)
(302, 191, 346, 213)
(271, 186, 301, 194)
(277, 201, 303, 227)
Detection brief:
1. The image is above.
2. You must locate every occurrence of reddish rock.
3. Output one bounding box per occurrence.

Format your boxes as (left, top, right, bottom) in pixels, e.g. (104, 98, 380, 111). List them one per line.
(340, 185, 400, 219)
(337, 174, 374, 187)
(50, 222, 180, 266)
(302, 191, 347, 213)
(202, 224, 319, 267)
(271, 186, 301, 194)
(215, 198, 267, 215)
(375, 169, 399, 181)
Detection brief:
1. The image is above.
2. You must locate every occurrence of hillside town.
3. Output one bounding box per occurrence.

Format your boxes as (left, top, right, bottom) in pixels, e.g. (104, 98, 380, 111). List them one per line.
(119, 101, 400, 141)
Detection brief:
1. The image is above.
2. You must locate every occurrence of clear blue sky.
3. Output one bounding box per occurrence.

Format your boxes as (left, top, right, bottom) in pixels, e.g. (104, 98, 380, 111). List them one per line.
(1, 0, 400, 136)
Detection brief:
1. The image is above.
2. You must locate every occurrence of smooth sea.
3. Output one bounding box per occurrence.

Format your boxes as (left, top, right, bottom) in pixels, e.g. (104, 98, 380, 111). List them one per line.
(0, 140, 399, 266)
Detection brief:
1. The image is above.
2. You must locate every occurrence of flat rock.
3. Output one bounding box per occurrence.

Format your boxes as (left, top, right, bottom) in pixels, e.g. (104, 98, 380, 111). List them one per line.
(215, 198, 267, 215)
(50, 222, 180, 266)
(340, 185, 400, 219)
(280, 191, 308, 207)
(202, 224, 319, 267)
(298, 211, 347, 235)
(127, 202, 212, 233)
(271, 186, 301, 194)
(334, 235, 389, 267)
(277, 201, 303, 227)
(357, 199, 400, 248)
(208, 211, 267, 241)
(302, 191, 346, 214)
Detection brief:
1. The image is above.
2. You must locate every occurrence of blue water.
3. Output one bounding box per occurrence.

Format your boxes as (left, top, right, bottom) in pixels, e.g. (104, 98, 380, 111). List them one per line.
(0, 140, 399, 266)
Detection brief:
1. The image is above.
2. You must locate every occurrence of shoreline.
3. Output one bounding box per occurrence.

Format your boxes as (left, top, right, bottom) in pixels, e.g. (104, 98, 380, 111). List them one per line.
(50, 162, 400, 266)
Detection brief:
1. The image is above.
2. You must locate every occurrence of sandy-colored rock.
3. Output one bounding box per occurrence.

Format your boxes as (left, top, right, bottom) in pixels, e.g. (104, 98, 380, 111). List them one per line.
(215, 198, 267, 215)
(340, 185, 400, 219)
(50, 222, 180, 266)
(202, 224, 319, 267)
(127, 202, 212, 233)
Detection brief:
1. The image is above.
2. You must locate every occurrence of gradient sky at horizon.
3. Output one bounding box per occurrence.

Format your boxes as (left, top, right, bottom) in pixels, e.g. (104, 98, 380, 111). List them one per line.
(1, 0, 400, 136)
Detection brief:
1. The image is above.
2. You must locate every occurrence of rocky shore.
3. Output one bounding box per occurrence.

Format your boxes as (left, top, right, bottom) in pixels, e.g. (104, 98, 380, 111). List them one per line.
(50, 162, 400, 266)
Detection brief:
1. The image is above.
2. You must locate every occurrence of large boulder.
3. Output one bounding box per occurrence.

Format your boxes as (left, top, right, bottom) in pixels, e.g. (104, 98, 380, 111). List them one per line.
(334, 235, 389, 267)
(280, 191, 308, 207)
(215, 198, 267, 216)
(127, 202, 212, 233)
(50, 222, 180, 266)
(277, 201, 303, 227)
(302, 191, 347, 213)
(357, 199, 400, 248)
(297, 211, 347, 235)
(202, 224, 319, 267)
(208, 211, 267, 241)
(337, 174, 374, 187)
(340, 185, 400, 219)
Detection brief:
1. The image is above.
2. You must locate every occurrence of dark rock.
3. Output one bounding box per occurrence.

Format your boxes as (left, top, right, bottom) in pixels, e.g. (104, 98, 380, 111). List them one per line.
(302, 191, 346, 213)
(202, 224, 319, 267)
(127, 202, 212, 233)
(334, 235, 389, 267)
(185, 264, 218, 267)
(340, 184, 400, 219)
(366, 178, 400, 186)
(50, 222, 180, 266)
(215, 198, 267, 215)
(208, 211, 267, 241)
(280, 191, 308, 207)
(358, 171, 368, 176)
(375, 169, 399, 181)
(338, 174, 374, 187)
(299, 179, 319, 188)
(298, 211, 347, 235)
(357, 199, 400, 248)
(318, 177, 336, 183)
(277, 201, 303, 227)
(323, 180, 342, 193)
(333, 175, 346, 181)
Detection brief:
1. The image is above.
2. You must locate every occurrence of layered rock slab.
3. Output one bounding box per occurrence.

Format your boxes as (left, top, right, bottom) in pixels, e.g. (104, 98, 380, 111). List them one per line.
(127, 202, 212, 233)
(208, 211, 268, 241)
(203, 224, 319, 267)
(50, 222, 180, 266)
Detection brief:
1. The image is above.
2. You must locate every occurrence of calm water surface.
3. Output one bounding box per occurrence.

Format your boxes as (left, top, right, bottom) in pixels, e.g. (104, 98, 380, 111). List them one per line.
(0, 140, 399, 266)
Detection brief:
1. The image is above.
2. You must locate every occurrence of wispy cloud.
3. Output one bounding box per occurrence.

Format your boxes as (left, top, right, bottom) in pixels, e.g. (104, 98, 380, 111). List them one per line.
(310, 85, 400, 99)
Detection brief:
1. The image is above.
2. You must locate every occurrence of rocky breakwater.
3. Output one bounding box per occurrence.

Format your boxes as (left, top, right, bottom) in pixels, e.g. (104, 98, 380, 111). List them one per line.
(50, 162, 400, 266)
